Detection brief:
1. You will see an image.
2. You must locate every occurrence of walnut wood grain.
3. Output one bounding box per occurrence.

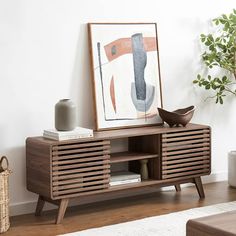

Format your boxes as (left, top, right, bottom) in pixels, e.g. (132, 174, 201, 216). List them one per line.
(56, 199, 69, 224)
(26, 138, 52, 198)
(52, 155, 110, 166)
(52, 140, 110, 151)
(32, 124, 210, 144)
(187, 210, 236, 236)
(35, 196, 45, 216)
(162, 151, 210, 161)
(52, 150, 110, 161)
(162, 138, 210, 147)
(52, 169, 111, 181)
(194, 177, 205, 198)
(175, 184, 181, 192)
(110, 152, 158, 163)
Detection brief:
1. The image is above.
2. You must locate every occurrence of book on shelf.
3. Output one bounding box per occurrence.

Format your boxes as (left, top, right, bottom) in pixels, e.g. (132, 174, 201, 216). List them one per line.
(43, 126, 93, 141)
(109, 171, 141, 186)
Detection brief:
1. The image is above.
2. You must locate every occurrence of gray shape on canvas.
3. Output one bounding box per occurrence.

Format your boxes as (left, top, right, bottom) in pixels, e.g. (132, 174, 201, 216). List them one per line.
(131, 33, 147, 100)
(131, 82, 155, 112)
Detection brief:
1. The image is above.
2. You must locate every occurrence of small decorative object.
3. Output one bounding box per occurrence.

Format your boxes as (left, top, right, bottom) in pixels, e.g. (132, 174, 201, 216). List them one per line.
(139, 159, 149, 180)
(0, 156, 11, 233)
(88, 23, 163, 130)
(55, 99, 76, 131)
(228, 151, 236, 188)
(158, 105, 195, 127)
(193, 9, 236, 104)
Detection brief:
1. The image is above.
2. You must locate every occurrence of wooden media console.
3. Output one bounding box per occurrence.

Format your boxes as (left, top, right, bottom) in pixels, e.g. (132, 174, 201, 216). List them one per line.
(26, 123, 211, 224)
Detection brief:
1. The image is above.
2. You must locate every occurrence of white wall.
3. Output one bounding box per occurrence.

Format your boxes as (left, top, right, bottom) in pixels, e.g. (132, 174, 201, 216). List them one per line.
(0, 0, 236, 215)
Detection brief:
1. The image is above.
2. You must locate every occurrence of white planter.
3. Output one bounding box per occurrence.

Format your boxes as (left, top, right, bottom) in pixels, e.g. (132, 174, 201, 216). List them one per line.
(228, 151, 236, 187)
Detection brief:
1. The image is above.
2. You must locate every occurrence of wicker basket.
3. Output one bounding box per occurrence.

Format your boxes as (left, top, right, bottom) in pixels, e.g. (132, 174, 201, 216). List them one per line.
(0, 156, 10, 234)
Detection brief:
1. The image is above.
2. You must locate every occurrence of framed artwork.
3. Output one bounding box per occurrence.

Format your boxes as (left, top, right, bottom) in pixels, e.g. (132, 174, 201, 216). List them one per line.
(88, 23, 163, 130)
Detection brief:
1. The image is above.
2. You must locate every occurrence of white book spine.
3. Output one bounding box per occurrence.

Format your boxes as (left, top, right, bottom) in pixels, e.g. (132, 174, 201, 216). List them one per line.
(109, 178, 141, 186)
(43, 130, 93, 138)
(43, 133, 93, 141)
(43, 127, 93, 138)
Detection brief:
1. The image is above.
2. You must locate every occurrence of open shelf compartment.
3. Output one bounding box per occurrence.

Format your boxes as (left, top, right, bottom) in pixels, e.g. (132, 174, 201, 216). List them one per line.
(109, 134, 161, 182)
(128, 134, 161, 180)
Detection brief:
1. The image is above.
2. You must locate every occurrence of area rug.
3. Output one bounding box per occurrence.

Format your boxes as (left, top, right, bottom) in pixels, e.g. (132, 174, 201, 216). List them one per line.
(61, 201, 236, 236)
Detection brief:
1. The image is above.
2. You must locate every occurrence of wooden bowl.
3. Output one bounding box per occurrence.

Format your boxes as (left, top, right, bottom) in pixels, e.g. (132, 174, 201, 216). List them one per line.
(158, 106, 195, 127)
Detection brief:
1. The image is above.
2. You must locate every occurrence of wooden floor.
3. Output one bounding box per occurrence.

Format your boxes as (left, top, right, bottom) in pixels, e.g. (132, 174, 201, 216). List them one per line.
(5, 181, 236, 236)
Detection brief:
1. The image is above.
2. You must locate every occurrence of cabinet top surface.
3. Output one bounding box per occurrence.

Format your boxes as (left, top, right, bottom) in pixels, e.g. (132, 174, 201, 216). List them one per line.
(27, 123, 210, 145)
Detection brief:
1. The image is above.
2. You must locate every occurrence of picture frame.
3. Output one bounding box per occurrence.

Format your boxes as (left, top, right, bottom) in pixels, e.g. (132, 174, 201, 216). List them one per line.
(88, 23, 163, 130)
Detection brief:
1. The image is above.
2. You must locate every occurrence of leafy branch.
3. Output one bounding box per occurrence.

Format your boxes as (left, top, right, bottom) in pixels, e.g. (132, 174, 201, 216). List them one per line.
(194, 9, 236, 104)
(193, 74, 236, 104)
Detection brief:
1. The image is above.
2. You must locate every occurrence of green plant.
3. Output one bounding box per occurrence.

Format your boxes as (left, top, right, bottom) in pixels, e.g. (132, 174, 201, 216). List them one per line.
(193, 9, 236, 104)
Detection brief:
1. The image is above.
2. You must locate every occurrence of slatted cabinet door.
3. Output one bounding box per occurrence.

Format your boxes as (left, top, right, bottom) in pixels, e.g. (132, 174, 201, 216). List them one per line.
(161, 128, 211, 180)
(51, 140, 110, 199)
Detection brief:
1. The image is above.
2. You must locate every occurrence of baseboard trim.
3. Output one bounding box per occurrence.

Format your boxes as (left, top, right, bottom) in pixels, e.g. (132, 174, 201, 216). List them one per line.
(202, 171, 227, 184)
(10, 200, 57, 216)
(10, 172, 228, 216)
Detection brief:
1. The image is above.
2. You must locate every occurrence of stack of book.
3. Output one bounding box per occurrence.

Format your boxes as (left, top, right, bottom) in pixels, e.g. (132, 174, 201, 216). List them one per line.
(109, 171, 141, 186)
(43, 127, 93, 141)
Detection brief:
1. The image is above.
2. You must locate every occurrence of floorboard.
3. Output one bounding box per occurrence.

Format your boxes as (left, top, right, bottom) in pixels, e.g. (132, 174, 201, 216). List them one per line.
(4, 181, 236, 236)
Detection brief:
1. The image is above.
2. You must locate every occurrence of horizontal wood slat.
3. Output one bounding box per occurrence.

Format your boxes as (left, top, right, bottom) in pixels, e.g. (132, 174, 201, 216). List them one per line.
(53, 184, 109, 196)
(52, 145, 110, 156)
(162, 151, 210, 161)
(52, 169, 110, 181)
(162, 164, 210, 174)
(162, 142, 209, 152)
(52, 155, 110, 166)
(162, 160, 210, 170)
(52, 160, 110, 171)
(163, 156, 209, 165)
(162, 129, 209, 138)
(162, 134, 210, 143)
(53, 179, 109, 191)
(162, 169, 209, 179)
(52, 164, 110, 176)
(162, 138, 210, 147)
(52, 174, 110, 186)
(52, 150, 110, 161)
(162, 147, 210, 156)
(52, 140, 110, 151)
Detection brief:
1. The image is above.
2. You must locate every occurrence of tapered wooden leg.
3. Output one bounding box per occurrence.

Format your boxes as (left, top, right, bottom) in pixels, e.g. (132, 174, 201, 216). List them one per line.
(56, 199, 69, 224)
(194, 177, 205, 198)
(35, 195, 45, 216)
(175, 184, 181, 192)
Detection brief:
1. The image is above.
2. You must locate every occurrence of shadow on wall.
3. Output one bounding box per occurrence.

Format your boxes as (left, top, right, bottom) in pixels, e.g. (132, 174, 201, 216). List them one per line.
(160, 17, 210, 110)
(167, 14, 236, 126)
(70, 24, 95, 129)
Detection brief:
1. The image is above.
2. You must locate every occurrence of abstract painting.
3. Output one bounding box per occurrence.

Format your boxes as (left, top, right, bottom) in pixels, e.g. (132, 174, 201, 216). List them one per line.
(88, 23, 163, 130)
